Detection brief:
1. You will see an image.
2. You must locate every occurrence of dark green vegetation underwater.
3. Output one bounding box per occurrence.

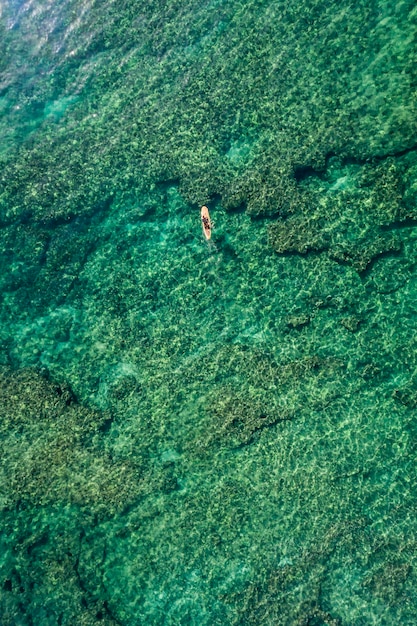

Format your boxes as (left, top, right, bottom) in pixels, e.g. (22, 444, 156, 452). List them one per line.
(1, 0, 417, 623)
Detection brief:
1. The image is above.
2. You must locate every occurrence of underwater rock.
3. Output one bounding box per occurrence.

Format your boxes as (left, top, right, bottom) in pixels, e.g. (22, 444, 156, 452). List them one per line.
(269, 154, 415, 272)
(203, 384, 294, 448)
(0, 366, 152, 625)
(362, 561, 412, 605)
(0, 366, 142, 515)
(268, 211, 329, 255)
(198, 348, 345, 449)
(340, 316, 361, 333)
(286, 314, 311, 330)
(392, 384, 417, 409)
(329, 232, 402, 273)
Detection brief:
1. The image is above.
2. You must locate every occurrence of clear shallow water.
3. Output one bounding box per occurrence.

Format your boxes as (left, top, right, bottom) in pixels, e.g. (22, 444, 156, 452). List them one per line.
(1, 0, 417, 624)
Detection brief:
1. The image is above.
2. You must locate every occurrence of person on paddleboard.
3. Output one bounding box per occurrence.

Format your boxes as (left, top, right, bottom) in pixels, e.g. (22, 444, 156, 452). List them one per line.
(201, 205, 212, 240)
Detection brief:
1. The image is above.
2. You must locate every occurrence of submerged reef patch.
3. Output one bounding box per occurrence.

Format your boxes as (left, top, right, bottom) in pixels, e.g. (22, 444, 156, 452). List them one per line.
(269, 152, 417, 272)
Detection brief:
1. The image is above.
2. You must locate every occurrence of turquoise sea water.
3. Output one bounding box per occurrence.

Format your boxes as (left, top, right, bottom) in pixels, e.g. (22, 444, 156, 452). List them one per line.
(1, 0, 417, 624)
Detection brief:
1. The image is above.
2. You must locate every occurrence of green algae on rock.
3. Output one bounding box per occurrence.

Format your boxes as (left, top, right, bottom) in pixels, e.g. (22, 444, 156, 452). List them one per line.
(0, 366, 144, 516)
(269, 153, 417, 272)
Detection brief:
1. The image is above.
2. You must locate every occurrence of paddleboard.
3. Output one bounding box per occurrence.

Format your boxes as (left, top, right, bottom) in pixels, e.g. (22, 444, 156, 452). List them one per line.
(201, 205, 212, 240)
